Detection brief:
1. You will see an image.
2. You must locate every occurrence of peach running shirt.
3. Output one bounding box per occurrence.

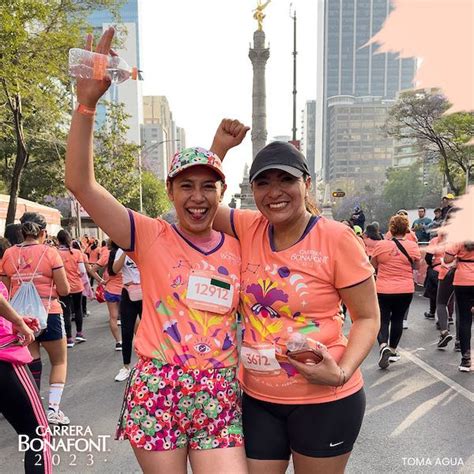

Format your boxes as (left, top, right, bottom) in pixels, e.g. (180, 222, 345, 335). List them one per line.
(385, 230, 418, 243)
(125, 210, 241, 369)
(231, 210, 374, 404)
(96, 249, 123, 296)
(1, 244, 63, 314)
(372, 239, 421, 294)
(58, 247, 84, 294)
(445, 243, 474, 286)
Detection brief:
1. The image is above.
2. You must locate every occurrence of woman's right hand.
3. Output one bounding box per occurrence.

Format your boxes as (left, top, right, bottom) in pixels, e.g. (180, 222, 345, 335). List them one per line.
(75, 27, 116, 109)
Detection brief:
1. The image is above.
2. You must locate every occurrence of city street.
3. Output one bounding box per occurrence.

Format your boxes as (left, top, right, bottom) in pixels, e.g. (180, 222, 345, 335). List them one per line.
(0, 293, 472, 474)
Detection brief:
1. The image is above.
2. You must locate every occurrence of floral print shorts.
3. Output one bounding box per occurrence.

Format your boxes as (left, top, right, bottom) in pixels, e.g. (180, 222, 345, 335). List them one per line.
(115, 358, 243, 451)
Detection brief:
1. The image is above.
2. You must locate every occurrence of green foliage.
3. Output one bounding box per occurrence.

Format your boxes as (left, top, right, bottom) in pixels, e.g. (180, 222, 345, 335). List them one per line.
(0, 0, 120, 223)
(94, 102, 141, 205)
(384, 90, 474, 195)
(127, 171, 171, 217)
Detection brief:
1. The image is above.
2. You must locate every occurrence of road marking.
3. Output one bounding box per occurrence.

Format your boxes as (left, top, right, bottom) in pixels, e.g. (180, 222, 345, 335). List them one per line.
(399, 348, 474, 403)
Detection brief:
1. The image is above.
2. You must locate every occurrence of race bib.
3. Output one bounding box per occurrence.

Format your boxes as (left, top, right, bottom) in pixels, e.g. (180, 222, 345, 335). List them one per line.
(241, 344, 281, 374)
(186, 271, 234, 314)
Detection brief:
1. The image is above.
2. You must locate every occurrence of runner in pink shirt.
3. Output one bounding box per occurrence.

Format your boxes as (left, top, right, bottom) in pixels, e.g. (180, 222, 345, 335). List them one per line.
(93, 240, 123, 350)
(1, 212, 71, 426)
(211, 120, 380, 473)
(444, 241, 474, 372)
(65, 28, 246, 473)
(371, 215, 421, 368)
(57, 229, 87, 348)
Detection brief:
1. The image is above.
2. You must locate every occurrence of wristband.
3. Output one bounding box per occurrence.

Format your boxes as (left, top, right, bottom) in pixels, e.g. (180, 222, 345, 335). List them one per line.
(76, 103, 96, 116)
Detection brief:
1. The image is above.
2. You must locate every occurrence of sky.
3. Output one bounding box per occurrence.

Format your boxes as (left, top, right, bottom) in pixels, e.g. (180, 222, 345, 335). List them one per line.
(140, 0, 318, 198)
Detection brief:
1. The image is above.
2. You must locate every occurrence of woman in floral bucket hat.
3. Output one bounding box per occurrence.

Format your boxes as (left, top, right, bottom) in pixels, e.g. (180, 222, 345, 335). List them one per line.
(65, 28, 247, 474)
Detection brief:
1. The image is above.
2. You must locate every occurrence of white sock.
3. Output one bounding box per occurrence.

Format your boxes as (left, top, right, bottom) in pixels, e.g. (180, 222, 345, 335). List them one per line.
(48, 383, 65, 413)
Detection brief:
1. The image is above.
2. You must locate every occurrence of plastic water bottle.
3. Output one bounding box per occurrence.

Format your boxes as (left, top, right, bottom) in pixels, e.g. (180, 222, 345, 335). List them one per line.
(68, 48, 138, 84)
(286, 332, 310, 352)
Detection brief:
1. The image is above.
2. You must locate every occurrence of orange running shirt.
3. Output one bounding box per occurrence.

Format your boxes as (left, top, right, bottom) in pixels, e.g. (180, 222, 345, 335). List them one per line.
(385, 230, 418, 243)
(372, 239, 421, 293)
(231, 210, 374, 404)
(58, 247, 84, 294)
(126, 210, 242, 369)
(96, 249, 123, 295)
(363, 236, 379, 257)
(445, 243, 474, 286)
(88, 247, 100, 264)
(1, 244, 64, 314)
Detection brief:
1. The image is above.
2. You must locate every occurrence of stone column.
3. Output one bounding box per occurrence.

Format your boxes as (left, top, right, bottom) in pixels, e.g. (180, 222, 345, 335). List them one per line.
(249, 30, 270, 159)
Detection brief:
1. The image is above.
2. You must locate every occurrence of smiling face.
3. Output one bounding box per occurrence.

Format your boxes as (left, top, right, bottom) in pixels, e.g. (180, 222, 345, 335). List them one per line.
(167, 166, 225, 237)
(251, 169, 310, 226)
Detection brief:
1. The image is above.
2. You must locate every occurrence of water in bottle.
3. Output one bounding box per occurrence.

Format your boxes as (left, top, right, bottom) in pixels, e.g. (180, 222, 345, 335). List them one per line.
(68, 48, 138, 84)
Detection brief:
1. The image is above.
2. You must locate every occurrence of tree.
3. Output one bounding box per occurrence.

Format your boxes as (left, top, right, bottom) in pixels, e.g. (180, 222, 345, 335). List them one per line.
(0, 0, 118, 224)
(94, 102, 141, 206)
(384, 90, 474, 195)
(127, 171, 171, 218)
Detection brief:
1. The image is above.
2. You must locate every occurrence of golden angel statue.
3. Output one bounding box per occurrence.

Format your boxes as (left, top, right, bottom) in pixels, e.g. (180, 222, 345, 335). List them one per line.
(253, 0, 271, 31)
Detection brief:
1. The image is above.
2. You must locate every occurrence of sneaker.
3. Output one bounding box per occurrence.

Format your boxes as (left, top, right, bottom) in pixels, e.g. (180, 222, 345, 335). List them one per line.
(67, 338, 75, 348)
(448, 317, 454, 325)
(117, 320, 121, 326)
(378, 346, 392, 369)
(75, 333, 86, 343)
(86, 310, 91, 316)
(114, 367, 131, 382)
(437, 332, 453, 349)
(458, 358, 471, 372)
(389, 352, 401, 363)
(48, 409, 70, 425)
(424, 312, 435, 320)
(403, 320, 408, 329)
(115, 342, 122, 351)
(454, 341, 461, 352)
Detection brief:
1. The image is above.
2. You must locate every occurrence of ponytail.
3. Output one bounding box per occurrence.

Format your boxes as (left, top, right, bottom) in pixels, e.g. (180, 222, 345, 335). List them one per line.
(21, 222, 42, 239)
(57, 229, 73, 254)
(107, 241, 119, 276)
(305, 195, 320, 216)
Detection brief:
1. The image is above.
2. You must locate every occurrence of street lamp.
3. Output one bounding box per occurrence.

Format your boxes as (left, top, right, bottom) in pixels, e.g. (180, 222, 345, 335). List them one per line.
(139, 139, 180, 212)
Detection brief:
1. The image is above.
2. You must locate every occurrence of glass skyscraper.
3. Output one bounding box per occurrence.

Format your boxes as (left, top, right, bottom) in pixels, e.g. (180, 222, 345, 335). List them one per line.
(316, 0, 417, 182)
(87, 0, 143, 144)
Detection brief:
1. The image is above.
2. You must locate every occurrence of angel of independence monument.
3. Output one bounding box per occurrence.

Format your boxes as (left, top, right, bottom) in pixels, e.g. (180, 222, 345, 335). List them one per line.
(238, 1, 271, 210)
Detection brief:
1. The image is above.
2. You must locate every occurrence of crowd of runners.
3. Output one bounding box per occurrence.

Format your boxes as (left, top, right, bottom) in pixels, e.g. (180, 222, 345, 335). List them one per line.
(0, 28, 472, 474)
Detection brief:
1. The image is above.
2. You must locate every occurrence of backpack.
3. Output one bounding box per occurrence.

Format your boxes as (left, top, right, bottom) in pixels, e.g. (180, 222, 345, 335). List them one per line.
(9, 246, 52, 333)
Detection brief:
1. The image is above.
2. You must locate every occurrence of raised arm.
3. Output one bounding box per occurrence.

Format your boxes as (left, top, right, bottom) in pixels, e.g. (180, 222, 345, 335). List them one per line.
(65, 27, 130, 250)
(209, 119, 250, 235)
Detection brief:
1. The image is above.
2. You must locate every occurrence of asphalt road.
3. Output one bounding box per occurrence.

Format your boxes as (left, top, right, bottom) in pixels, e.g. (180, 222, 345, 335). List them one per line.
(0, 293, 472, 473)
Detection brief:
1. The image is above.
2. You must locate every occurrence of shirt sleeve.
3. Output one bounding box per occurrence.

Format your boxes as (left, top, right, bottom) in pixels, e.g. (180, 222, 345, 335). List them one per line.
(333, 227, 374, 289)
(231, 209, 263, 240)
(125, 209, 166, 265)
(96, 252, 108, 267)
(445, 242, 461, 256)
(408, 242, 422, 261)
(114, 248, 124, 262)
(48, 246, 64, 270)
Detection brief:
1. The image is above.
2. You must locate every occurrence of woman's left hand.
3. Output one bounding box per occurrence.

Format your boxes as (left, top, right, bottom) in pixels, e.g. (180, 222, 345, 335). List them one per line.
(288, 343, 346, 387)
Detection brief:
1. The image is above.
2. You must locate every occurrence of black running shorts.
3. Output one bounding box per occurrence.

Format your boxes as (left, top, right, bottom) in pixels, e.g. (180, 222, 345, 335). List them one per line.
(242, 388, 366, 459)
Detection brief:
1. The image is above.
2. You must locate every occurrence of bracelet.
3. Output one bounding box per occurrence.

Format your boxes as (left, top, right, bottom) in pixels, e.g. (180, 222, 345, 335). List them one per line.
(338, 367, 347, 387)
(76, 103, 96, 116)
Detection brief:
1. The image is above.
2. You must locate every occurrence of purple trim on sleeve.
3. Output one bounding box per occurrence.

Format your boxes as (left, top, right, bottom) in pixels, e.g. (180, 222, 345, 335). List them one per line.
(123, 209, 136, 252)
(230, 208, 238, 239)
(52, 266, 64, 271)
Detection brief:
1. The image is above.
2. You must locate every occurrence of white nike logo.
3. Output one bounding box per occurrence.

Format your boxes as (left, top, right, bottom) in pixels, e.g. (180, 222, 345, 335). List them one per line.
(329, 441, 344, 447)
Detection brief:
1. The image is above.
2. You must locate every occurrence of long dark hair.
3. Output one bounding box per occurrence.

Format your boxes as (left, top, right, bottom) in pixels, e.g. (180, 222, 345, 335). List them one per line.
(4, 223, 24, 245)
(57, 229, 73, 254)
(107, 240, 119, 276)
(365, 224, 382, 241)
